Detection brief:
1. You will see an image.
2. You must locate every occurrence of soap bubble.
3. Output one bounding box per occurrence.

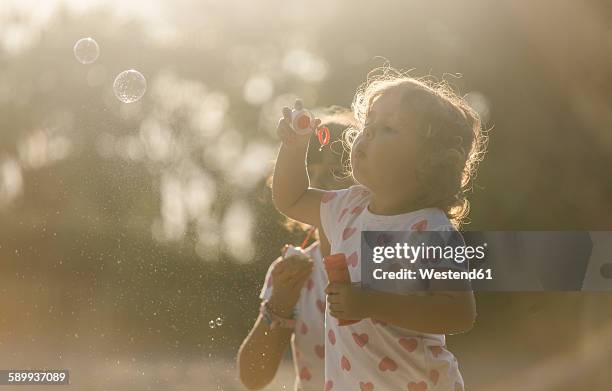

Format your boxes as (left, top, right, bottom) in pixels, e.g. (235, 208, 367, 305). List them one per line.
(208, 320, 215, 329)
(73, 37, 99, 64)
(215, 317, 223, 326)
(113, 69, 147, 103)
(601, 263, 612, 279)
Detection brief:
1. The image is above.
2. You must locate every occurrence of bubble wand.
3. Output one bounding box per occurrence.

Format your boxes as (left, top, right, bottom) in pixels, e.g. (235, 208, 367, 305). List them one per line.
(290, 108, 331, 149)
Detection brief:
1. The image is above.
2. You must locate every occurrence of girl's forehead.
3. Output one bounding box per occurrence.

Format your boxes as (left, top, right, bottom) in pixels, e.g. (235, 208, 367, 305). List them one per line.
(368, 89, 406, 122)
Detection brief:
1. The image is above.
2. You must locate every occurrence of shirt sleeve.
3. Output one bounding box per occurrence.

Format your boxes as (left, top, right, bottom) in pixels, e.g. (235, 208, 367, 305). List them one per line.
(423, 225, 469, 272)
(259, 260, 277, 300)
(319, 185, 361, 246)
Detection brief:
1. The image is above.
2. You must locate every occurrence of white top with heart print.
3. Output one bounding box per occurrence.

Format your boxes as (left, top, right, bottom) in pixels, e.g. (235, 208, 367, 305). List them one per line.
(319, 184, 467, 391)
(260, 240, 328, 391)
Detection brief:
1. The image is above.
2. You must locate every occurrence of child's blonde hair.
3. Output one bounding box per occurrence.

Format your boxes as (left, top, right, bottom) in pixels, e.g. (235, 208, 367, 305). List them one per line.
(345, 66, 488, 229)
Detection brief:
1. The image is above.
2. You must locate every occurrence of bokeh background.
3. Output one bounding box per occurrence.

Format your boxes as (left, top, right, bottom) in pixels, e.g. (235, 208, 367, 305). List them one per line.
(1, 0, 612, 390)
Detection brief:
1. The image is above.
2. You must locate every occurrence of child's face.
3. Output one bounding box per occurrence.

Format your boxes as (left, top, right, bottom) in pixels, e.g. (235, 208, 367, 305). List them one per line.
(351, 87, 421, 195)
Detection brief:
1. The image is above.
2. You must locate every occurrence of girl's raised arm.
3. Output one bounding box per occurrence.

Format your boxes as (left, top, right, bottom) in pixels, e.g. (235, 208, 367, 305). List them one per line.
(272, 100, 326, 229)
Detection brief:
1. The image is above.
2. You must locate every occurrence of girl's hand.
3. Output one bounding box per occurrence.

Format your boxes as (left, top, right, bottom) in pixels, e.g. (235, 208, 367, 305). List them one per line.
(276, 99, 321, 148)
(325, 282, 371, 321)
(268, 251, 314, 317)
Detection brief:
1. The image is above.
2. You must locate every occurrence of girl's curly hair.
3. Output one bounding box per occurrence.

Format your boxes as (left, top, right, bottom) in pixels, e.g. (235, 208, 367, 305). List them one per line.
(345, 66, 488, 229)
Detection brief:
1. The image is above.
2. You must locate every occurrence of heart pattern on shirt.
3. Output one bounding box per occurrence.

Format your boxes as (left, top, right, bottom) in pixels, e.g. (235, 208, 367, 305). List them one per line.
(399, 337, 418, 352)
(347, 252, 359, 268)
(428, 345, 444, 358)
(322, 192, 337, 203)
(299, 367, 311, 381)
(315, 344, 325, 359)
(325, 380, 334, 391)
(306, 278, 314, 290)
(407, 381, 428, 391)
(429, 369, 439, 385)
(378, 357, 398, 372)
(376, 233, 392, 246)
(351, 205, 365, 215)
(411, 219, 428, 232)
(328, 329, 336, 345)
(343, 227, 357, 240)
(300, 322, 308, 334)
(360, 382, 374, 391)
(341, 355, 351, 371)
(352, 332, 369, 347)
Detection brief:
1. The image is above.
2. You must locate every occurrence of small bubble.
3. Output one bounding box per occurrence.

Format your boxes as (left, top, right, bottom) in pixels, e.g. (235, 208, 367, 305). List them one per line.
(208, 320, 215, 329)
(73, 37, 100, 64)
(215, 317, 223, 326)
(113, 69, 147, 103)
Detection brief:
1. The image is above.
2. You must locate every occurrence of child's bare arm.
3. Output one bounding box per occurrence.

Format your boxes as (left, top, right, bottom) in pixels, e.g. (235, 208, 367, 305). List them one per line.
(272, 100, 325, 228)
(237, 254, 313, 389)
(326, 279, 477, 335)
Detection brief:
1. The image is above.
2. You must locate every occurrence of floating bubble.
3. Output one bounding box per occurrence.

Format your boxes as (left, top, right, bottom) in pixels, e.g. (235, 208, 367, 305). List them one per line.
(113, 69, 147, 103)
(208, 320, 215, 329)
(73, 37, 99, 64)
(215, 317, 223, 326)
(600, 263, 612, 279)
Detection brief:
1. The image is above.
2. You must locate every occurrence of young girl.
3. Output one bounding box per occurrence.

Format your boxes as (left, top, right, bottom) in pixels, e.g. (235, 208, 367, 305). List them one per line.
(272, 69, 486, 390)
(238, 110, 355, 391)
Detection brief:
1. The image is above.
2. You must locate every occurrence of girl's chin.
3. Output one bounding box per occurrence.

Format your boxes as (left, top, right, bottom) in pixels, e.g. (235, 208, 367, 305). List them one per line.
(351, 165, 368, 187)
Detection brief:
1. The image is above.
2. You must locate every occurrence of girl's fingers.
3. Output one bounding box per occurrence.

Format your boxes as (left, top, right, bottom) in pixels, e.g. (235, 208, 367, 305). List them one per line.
(288, 267, 313, 284)
(294, 99, 303, 111)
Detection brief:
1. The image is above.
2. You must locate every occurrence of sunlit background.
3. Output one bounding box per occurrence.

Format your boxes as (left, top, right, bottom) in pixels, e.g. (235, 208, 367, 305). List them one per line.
(1, 0, 612, 390)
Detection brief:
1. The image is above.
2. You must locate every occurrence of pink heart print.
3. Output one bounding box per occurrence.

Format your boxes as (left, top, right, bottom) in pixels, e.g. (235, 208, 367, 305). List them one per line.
(429, 369, 439, 385)
(399, 338, 418, 352)
(328, 329, 336, 345)
(306, 278, 314, 290)
(376, 233, 392, 246)
(407, 381, 428, 391)
(299, 367, 311, 381)
(322, 192, 337, 203)
(315, 344, 325, 359)
(343, 227, 357, 240)
(300, 322, 308, 334)
(347, 252, 359, 268)
(378, 357, 398, 372)
(411, 219, 428, 232)
(352, 332, 369, 347)
(351, 205, 365, 215)
(325, 380, 334, 391)
(428, 345, 444, 358)
(341, 355, 351, 371)
(360, 382, 374, 391)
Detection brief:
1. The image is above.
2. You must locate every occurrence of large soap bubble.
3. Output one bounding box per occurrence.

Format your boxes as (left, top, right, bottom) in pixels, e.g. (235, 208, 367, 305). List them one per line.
(73, 37, 99, 64)
(113, 69, 147, 103)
